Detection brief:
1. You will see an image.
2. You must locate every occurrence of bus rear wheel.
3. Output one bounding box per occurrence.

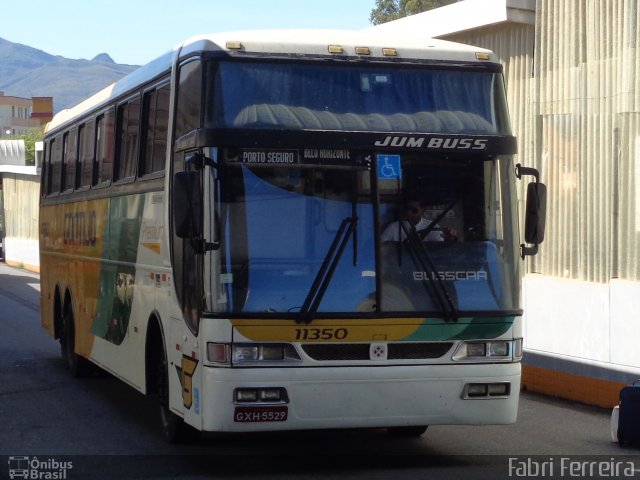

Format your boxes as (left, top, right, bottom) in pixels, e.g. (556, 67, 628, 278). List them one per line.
(60, 308, 93, 377)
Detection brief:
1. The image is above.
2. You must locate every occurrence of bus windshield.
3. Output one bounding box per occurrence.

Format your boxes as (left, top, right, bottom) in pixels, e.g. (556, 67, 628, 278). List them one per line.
(204, 152, 521, 318)
(207, 61, 511, 135)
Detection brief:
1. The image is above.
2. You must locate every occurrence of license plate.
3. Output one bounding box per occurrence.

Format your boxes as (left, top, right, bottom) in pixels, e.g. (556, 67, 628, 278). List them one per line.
(234, 406, 288, 423)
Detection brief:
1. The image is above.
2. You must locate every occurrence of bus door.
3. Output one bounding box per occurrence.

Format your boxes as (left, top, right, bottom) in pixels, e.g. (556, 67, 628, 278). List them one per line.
(171, 145, 209, 427)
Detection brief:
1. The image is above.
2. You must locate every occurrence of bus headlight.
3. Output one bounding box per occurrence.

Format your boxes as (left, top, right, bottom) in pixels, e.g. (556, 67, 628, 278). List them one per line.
(233, 345, 260, 362)
(231, 344, 300, 364)
(489, 342, 509, 357)
(206, 343, 301, 365)
(261, 345, 286, 361)
(453, 340, 521, 362)
(466, 343, 487, 357)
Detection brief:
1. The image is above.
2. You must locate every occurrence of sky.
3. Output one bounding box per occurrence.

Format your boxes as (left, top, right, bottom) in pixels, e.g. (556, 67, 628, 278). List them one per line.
(2, 0, 376, 65)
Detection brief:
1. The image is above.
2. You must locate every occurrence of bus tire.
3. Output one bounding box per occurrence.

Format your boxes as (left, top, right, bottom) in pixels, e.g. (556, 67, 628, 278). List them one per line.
(386, 425, 428, 437)
(60, 308, 94, 378)
(157, 344, 199, 443)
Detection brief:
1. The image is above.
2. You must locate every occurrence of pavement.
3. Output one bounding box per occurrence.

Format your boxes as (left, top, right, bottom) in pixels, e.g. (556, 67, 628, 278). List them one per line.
(0, 262, 40, 310)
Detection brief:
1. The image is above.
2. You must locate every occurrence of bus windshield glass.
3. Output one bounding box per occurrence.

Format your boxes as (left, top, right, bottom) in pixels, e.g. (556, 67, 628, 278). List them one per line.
(204, 153, 521, 317)
(208, 61, 511, 135)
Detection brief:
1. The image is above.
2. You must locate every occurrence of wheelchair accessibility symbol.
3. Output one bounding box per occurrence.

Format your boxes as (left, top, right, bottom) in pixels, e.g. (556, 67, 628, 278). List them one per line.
(377, 155, 402, 180)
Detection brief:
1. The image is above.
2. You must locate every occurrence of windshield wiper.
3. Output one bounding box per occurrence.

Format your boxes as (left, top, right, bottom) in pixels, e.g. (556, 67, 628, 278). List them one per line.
(401, 222, 458, 322)
(297, 216, 357, 324)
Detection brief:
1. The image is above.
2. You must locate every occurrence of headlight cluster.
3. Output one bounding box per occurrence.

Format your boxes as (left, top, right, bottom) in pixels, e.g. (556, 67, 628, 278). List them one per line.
(452, 338, 523, 362)
(206, 343, 301, 365)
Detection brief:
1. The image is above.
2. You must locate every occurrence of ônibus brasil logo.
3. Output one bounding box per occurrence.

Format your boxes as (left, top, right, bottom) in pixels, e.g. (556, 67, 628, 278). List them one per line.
(8, 456, 73, 479)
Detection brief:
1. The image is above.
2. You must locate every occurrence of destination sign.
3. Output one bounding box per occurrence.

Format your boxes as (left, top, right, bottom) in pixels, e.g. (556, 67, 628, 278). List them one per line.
(237, 148, 358, 166)
(303, 149, 352, 161)
(241, 149, 299, 165)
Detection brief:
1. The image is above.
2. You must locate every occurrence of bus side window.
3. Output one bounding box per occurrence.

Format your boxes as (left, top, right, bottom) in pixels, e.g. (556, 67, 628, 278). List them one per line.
(141, 82, 170, 175)
(115, 96, 141, 181)
(62, 129, 78, 192)
(42, 140, 51, 195)
(50, 136, 63, 194)
(175, 60, 202, 139)
(95, 110, 115, 185)
(78, 122, 95, 188)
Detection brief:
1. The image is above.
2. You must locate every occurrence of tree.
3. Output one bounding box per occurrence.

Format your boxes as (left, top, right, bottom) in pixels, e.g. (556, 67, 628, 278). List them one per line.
(17, 127, 45, 166)
(369, 0, 458, 25)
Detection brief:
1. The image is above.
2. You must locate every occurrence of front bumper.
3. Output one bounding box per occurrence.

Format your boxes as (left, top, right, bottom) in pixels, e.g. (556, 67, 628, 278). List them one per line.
(198, 362, 521, 432)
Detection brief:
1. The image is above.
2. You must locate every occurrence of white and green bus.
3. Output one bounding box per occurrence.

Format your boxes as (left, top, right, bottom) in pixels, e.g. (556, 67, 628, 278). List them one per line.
(39, 30, 545, 441)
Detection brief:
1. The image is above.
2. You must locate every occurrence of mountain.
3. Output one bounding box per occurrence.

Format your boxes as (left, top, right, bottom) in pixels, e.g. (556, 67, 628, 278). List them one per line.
(92, 53, 116, 64)
(0, 37, 138, 113)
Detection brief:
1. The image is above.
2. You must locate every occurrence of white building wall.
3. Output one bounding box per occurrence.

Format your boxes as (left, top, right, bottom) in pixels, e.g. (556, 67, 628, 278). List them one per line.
(523, 0, 639, 376)
(0, 169, 40, 271)
(3, 237, 39, 270)
(524, 275, 640, 375)
(376, 0, 640, 399)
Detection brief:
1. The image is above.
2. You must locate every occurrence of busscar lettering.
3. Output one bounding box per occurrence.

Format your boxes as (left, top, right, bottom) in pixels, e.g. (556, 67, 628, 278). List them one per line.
(374, 135, 488, 150)
(413, 271, 489, 281)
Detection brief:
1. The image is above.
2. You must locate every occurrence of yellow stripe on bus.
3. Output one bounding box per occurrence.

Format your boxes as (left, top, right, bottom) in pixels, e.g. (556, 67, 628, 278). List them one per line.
(232, 319, 425, 343)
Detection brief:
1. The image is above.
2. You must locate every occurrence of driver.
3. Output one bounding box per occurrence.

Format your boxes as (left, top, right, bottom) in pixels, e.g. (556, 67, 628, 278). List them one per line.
(381, 196, 453, 242)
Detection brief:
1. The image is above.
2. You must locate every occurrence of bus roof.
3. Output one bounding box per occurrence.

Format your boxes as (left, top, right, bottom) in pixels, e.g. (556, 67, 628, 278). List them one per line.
(46, 29, 498, 134)
(181, 29, 496, 62)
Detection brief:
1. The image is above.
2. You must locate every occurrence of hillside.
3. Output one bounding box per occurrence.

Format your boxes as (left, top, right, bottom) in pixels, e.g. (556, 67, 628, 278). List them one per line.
(0, 37, 138, 113)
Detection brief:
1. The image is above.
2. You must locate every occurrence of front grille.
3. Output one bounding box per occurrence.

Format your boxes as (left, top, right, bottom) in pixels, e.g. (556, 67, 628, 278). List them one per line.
(388, 342, 453, 359)
(302, 344, 370, 361)
(301, 342, 453, 361)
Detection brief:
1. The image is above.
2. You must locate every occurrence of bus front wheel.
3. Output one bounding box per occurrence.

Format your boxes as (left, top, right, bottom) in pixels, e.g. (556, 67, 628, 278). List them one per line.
(157, 345, 198, 443)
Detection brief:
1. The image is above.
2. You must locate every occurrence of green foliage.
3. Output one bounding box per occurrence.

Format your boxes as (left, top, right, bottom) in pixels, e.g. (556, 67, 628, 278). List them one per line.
(369, 0, 458, 25)
(17, 127, 45, 166)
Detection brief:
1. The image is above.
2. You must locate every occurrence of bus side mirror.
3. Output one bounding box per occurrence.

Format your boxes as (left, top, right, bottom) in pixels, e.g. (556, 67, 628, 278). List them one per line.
(524, 182, 547, 246)
(516, 164, 547, 258)
(520, 182, 547, 259)
(173, 171, 202, 239)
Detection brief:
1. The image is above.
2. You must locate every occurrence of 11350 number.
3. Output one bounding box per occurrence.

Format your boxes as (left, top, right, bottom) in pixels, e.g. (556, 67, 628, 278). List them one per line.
(295, 328, 348, 341)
